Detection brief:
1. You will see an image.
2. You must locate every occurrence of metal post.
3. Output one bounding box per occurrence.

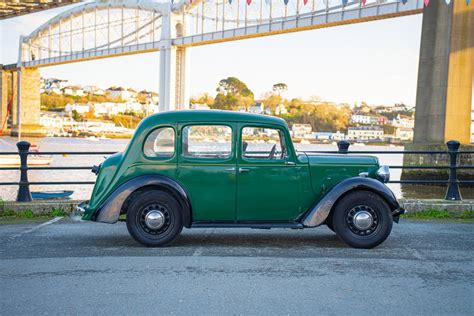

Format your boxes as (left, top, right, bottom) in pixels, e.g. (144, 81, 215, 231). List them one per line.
(337, 140, 350, 154)
(16, 141, 32, 202)
(445, 140, 462, 201)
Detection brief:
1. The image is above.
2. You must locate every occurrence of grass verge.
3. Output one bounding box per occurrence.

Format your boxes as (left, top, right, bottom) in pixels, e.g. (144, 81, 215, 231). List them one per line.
(402, 209, 474, 220)
(0, 207, 66, 222)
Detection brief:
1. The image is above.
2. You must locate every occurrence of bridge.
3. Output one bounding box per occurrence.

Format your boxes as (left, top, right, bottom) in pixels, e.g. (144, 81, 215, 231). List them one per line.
(0, 0, 472, 144)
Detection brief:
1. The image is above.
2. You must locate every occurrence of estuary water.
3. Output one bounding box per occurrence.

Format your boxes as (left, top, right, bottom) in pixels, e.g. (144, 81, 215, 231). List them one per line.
(0, 136, 471, 201)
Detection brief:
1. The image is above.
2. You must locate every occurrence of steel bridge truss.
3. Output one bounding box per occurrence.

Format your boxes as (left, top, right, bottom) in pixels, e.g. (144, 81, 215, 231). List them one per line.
(20, 0, 423, 68)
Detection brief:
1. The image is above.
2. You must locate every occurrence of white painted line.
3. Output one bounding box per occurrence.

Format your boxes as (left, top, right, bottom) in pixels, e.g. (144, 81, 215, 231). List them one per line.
(21, 217, 63, 234)
(9, 217, 63, 239)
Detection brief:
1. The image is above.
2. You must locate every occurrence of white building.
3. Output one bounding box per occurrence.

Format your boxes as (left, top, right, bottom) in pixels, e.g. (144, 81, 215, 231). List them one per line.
(292, 123, 313, 138)
(65, 103, 90, 114)
(63, 86, 85, 97)
(347, 126, 383, 141)
(190, 103, 210, 110)
(350, 113, 371, 125)
(106, 87, 137, 101)
(395, 127, 414, 141)
(83, 85, 105, 96)
(392, 114, 415, 128)
(274, 104, 288, 115)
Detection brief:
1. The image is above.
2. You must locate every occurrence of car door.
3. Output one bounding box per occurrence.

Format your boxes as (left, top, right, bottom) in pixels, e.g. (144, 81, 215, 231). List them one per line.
(177, 122, 237, 221)
(236, 123, 301, 221)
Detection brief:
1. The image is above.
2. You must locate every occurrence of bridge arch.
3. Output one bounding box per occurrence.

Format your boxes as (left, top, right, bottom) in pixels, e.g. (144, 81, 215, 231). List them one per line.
(20, 1, 173, 67)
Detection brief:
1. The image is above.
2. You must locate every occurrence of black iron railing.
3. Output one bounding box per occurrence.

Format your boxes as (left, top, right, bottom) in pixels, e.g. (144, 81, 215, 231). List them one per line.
(0, 140, 473, 202)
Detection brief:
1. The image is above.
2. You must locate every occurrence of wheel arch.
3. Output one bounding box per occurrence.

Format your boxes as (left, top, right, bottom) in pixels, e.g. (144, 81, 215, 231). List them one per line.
(301, 177, 400, 227)
(92, 174, 192, 227)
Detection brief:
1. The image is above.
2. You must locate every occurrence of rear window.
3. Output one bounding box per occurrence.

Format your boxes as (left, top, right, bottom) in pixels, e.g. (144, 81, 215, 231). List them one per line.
(143, 127, 175, 158)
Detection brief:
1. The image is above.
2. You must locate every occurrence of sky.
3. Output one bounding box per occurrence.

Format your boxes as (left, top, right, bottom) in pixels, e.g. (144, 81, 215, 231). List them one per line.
(0, 2, 423, 107)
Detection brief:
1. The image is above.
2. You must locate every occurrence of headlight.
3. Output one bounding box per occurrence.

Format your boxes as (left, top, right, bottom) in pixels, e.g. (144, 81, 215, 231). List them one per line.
(376, 165, 390, 183)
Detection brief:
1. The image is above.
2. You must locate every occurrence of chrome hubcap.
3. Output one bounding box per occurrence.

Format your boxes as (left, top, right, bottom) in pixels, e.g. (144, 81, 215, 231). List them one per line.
(144, 210, 165, 230)
(353, 210, 374, 230)
(347, 205, 379, 236)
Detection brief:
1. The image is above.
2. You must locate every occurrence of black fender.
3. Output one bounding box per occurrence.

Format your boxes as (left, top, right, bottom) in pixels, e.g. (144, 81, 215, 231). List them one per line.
(301, 177, 401, 227)
(93, 174, 192, 226)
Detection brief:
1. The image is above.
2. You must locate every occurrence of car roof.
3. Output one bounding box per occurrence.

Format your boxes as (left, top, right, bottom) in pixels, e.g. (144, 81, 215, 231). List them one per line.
(144, 110, 287, 127)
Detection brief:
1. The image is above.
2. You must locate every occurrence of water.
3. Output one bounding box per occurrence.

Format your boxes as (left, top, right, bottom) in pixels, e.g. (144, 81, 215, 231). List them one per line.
(1, 136, 472, 201)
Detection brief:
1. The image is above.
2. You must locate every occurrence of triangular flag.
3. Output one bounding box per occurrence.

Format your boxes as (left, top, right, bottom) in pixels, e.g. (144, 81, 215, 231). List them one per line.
(284, 0, 289, 5)
(265, 0, 271, 5)
(361, 0, 367, 5)
(303, 0, 308, 5)
(424, 0, 429, 6)
(247, 0, 252, 4)
(445, 0, 451, 4)
(402, 0, 408, 4)
(467, 0, 470, 5)
(342, 0, 348, 5)
(229, 0, 232, 4)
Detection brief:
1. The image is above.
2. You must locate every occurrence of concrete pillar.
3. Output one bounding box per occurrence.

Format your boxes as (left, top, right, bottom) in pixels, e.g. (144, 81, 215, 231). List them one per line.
(413, 0, 473, 145)
(10, 67, 43, 137)
(158, 4, 189, 112)
(0, 68, 8, 132)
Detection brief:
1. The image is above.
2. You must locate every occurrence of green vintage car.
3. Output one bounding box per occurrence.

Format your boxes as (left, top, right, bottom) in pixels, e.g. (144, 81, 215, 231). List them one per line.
(78, 110, 404, 248)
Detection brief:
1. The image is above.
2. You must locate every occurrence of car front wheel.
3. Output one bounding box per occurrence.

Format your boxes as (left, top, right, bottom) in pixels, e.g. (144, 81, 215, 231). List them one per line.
(331, 190, 393, 249)
(126, 190, 183, 247)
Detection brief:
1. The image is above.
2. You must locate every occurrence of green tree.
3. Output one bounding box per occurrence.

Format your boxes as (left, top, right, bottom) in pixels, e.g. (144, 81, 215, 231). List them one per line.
(212, 77, 254, 111)
(272, 83, 288, 96)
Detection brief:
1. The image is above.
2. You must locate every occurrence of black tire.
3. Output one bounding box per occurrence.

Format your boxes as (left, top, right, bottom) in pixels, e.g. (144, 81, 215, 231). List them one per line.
(326, 214, 335, 232)
(331, 190, 393, 249)
(126, 190, 183, 247)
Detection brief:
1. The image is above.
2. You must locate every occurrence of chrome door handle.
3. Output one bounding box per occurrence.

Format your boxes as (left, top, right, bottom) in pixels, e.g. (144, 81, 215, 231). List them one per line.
(239, 168, 251, 173)
(225, 167, 236, 172)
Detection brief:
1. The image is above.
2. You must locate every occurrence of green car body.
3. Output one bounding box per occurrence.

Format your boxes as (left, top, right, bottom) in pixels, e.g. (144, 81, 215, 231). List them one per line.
(80, 110, 403, 248)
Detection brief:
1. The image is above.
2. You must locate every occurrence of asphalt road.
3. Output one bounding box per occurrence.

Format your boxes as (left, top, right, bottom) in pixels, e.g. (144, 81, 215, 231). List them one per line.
(0, 217, 473, 315)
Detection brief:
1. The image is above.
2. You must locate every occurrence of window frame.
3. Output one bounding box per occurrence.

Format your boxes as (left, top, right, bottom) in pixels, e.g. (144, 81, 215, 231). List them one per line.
(239, 123, 292, 164)
(142, 125, 176, 161)
(179, 123, 235, 162)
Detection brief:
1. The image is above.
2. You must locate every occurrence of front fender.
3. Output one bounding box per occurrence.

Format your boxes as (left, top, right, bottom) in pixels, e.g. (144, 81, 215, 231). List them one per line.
(301, 177, 400, 227)
(92, 174, 192, 226)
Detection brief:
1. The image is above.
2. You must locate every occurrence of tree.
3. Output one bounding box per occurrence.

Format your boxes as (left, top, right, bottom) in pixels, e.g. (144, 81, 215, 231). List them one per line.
(212, 77, 254, 111)
(272, 83, 288, 96)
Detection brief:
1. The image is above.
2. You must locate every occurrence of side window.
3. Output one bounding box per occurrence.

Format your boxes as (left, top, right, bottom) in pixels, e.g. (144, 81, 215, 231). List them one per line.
(143, 127, 175, 158)
(242, 127, 287, 160)
(182, 125, 232, 159)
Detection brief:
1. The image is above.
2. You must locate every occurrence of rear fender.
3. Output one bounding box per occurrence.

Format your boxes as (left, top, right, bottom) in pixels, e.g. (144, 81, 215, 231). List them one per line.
(92, 174, 192, 226)
(301, 177, 400, 227)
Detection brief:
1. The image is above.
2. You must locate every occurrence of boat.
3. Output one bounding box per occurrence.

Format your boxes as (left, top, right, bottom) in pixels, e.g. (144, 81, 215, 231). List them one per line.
(31, 190, 74, 199)
(0, 155, 52, 166)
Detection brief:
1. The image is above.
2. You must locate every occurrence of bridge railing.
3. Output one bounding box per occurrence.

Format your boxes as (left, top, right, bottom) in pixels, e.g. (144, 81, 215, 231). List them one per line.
(0, 140, 473, 202)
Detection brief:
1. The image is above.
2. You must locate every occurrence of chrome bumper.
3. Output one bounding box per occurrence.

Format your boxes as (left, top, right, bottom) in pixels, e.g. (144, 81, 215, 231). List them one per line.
(75, 201, 88, 217)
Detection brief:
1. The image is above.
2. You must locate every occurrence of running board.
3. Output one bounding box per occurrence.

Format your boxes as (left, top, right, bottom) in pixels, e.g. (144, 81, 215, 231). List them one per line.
(191, 222, 304, 229)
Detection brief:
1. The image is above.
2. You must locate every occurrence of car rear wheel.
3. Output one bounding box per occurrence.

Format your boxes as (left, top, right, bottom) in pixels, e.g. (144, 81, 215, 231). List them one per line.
(126, 190, 183, 247)
(331, 190, 393, 249)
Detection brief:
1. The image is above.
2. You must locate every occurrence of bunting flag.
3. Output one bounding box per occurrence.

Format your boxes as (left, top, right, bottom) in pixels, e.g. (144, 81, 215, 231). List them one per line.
(265, 0, 271, 5)
(303, 0, 308, 5)
(228, 0, 232, 4)
(424, 0, 430, 6)
(361, 0, 367, 5)
(402, 0, 408, 4)
(445, 0, 451, 4)
(247, 0, 252, 5)
(284, 0, 289, 5)
(342, 0, 348, 5)
(467, 0, 470, 5)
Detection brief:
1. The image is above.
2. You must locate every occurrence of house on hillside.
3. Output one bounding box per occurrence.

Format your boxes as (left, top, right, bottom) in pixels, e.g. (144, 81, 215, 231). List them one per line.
(106, 87, 137, 101)
(347, 126, 383, 141)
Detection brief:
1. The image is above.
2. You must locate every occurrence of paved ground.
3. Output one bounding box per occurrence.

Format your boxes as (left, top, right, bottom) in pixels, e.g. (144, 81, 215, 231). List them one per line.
(0, 218, 473, 315)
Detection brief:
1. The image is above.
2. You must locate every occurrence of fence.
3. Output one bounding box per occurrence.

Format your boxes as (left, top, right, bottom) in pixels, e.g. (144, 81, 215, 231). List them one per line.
(0, 140, 473, 202)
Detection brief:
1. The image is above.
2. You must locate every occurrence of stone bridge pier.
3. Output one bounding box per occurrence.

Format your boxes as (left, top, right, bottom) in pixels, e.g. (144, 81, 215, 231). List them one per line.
(403, 0, 473, 188)
(0, 66, 43, 137)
